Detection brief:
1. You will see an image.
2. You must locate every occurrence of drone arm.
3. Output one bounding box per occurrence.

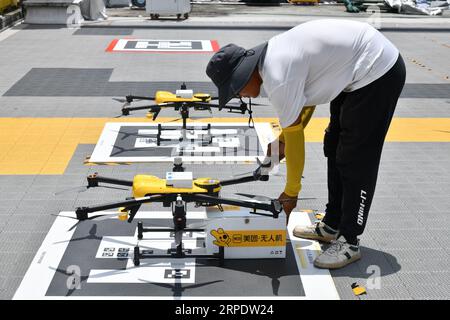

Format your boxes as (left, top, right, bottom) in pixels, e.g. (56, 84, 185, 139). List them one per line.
(75, 195, 170, 220)
(194, 102, 246, 114)
(122, 104, 162, 113)
(213, 105, 247, 113)
(87, 173, 133, 188)
(126, 95, 156, 102)
(220, 163, 270, 186)
(183, 194, 282, 217)
(219, 175, 259, 187)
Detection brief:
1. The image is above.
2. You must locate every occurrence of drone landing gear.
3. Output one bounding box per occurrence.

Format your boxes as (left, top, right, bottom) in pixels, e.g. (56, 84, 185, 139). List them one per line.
(133, 196, 224, 266)
(133, 226, 224, 266)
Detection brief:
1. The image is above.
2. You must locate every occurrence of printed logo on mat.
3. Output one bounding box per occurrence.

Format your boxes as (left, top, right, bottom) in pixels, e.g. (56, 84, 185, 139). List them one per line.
(106, 39, 219, 53)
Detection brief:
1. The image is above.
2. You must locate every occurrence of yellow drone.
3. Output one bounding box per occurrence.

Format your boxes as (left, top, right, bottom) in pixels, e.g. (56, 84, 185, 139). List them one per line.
(115, 83, 259, 129)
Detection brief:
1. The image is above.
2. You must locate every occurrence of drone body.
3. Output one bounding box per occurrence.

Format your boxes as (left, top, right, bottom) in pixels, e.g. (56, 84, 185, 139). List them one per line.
(153, 90, 212, 104)
(67, 159, 285, 263)
(116, 83, 256, 129)
(132, 174, 221, 198)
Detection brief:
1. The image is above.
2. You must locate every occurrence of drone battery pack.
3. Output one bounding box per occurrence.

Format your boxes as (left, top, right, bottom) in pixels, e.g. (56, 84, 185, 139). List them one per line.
(176, 89, 194, 99)
(165, 171, 193, 189)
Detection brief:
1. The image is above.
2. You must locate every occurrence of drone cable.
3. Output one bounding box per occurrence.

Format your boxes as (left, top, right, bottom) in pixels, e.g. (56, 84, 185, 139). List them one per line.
(240, 97, 255, 129)
(248, 98, 255, 129)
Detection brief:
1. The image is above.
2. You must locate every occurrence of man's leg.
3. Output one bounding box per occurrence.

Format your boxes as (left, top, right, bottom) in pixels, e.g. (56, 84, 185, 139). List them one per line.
(292, 95, 345, 242)
(314, 55, 406, 269)
(336, 55, 406, 244)
(293, 97, 345, 242)
(322, 92, 346, 231)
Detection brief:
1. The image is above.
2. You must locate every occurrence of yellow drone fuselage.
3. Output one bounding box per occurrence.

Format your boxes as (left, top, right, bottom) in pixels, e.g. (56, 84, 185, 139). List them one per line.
(154, 91, 212, 105)
(132, 175, 221, 198)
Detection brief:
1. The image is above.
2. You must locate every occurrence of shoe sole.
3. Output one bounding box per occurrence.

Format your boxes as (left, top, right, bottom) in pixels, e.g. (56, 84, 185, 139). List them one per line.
(292, 231, 335, 243)
(314, 253, 361, 270)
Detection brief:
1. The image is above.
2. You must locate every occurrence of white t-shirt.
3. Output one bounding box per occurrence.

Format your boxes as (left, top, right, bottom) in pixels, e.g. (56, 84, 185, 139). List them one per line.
(260, 19, 399, 128)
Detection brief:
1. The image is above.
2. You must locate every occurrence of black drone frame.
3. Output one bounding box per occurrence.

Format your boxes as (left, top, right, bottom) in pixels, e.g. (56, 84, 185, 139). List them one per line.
(74, 160, 279, 265)
(119, 84, 255, 129)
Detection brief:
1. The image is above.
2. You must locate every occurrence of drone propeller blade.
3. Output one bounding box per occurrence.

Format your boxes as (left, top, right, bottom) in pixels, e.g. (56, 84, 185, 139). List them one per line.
(249, 102, 267, 106)
(54, 186, 88, 196)
(236, 193, 316, 202)
(235, 193, 272, 202)
(225, 101, 267, 107)
(54, 185, 128, 196)
(163, 118, 181, 123)
(113, 97, 154, 103)
(54, 212, 118, 221)
(52, 212, 118, 231)
(278, 197, 316, 202)
(256, 157, 263, 166)
(112, 97, 127, 103)
(232, 170, 253, 178)
(68, 220, 81, 231)
(232, 168, 285, 178)
(100, 186, 130, 192)
(51, 213, 78, 220)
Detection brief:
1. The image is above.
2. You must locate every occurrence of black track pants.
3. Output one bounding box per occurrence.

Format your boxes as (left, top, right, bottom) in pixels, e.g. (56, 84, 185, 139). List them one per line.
(322, 54, 406, 243)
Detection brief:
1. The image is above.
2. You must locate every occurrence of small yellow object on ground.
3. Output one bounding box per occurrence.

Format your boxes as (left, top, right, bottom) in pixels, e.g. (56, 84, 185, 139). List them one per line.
(351, 283, 367, 296)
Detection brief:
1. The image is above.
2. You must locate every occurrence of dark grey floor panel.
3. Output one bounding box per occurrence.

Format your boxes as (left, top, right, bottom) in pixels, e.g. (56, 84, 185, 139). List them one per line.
(3, 68, 219, 97)
(4, 68, 450, 99)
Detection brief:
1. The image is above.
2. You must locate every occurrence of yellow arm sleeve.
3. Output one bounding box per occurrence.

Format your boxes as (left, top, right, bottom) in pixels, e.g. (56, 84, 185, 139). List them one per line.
(282, 123, 305, 197)
(300, 106, 315, 128)
(277, 106, 315, 144)
(282, 106, 316, 197)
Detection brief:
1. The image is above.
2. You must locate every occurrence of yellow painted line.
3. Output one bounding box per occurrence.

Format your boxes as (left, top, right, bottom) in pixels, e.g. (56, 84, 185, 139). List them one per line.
(295, 245, 308, 269)
(0, 117, 449, 175)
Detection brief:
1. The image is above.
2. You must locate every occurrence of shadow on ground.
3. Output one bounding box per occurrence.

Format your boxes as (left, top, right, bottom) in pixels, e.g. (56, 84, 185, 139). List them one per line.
(330, 246, 402, 279)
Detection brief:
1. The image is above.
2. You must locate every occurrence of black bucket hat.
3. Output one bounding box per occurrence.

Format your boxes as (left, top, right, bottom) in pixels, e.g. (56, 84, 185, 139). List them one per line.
(206, 42, 267, 108)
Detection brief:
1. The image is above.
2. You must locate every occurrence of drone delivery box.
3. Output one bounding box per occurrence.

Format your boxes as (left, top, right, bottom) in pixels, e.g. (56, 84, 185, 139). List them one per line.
(205, 205, 287, 259)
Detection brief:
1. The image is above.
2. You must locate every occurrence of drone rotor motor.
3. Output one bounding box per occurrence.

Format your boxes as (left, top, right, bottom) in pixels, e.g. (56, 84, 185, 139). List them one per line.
(194, 93, 211, 102)
(118, 207, 129, 221)
(194, 178, 221, 194)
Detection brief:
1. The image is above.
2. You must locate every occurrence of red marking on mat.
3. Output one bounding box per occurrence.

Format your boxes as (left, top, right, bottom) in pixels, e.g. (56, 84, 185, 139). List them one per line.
(107, 50, 215, 54)
(106, 39, 219, 53)
(211, 40, 220, 52)
(105, 39, 119, 52)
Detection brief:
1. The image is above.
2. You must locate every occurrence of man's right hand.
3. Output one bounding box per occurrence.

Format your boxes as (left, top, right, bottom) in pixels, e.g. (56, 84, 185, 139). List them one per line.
(278, 191, 298, 224)
(266, 139, 286, 162)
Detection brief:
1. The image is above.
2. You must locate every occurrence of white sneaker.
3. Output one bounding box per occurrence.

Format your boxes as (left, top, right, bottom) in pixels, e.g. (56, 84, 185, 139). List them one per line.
(293, 221, 338, 243)
(314, 235, 361, 269)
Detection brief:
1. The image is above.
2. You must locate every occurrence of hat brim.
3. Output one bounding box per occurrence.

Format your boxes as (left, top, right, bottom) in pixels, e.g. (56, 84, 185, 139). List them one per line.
(218, 42, 267, 108)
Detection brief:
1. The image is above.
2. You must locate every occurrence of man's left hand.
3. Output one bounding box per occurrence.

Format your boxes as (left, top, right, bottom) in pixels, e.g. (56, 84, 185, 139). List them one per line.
(278, 192, 298, 223)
